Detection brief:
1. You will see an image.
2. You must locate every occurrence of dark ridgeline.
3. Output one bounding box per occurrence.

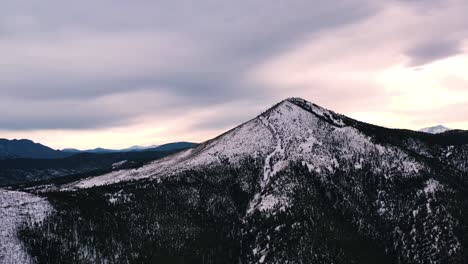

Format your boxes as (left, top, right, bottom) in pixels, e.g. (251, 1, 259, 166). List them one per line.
(0, 138, 195, 160)
(0, 139, 70, 160)
(16, 98, 468, 264)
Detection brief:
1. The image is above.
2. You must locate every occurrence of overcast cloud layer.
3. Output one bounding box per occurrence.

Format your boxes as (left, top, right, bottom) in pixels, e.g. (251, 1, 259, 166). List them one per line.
(1, 0, 467, 149)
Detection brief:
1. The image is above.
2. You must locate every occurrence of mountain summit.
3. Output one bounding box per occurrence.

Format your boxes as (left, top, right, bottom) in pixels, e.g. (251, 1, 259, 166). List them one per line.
(6, 97, 468, 264)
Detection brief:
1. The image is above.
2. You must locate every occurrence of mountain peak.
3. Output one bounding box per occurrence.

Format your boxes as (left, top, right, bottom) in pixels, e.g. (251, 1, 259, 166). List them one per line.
(282, 97, 346, 127)
(419, 125, 451, 134)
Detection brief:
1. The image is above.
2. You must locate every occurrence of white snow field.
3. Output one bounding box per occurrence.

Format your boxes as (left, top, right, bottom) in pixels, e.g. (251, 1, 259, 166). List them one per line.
(0, 189, 52, 264)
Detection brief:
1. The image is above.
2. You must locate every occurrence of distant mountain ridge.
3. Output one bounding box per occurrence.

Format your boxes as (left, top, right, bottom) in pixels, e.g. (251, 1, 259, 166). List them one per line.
(0, 139, 69, 159)
(419, 125, 452, 134)
(62, 142, 196, 154)
(121, 145, 160, 152)
(0, 139, 196, 160)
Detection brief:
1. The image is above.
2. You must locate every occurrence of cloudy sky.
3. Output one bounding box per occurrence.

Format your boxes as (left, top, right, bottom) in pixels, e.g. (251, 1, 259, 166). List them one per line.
(1, 0, 467, 149)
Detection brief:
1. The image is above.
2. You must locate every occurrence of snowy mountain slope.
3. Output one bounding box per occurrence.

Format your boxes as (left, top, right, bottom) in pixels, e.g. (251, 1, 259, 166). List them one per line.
(0, 190, 51, 264)
(68, 98, 421, 190)
(419, 125, 452, 134)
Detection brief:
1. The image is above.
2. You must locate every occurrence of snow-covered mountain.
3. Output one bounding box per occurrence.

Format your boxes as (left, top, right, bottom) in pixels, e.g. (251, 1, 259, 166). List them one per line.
(419, 125, 452, 134)
(4, 97, 468, 264)
(69, 98, 421, 190)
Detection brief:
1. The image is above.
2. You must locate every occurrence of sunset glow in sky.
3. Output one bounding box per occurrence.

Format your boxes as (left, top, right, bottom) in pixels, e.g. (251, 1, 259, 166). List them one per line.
(1, 0, 467, 149)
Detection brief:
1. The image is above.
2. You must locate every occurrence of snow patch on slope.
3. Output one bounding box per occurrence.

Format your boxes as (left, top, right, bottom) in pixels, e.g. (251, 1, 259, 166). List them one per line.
(423, 179, 443, 194)
(0, 189, 52, 264)
(112, 160, 127, 169)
